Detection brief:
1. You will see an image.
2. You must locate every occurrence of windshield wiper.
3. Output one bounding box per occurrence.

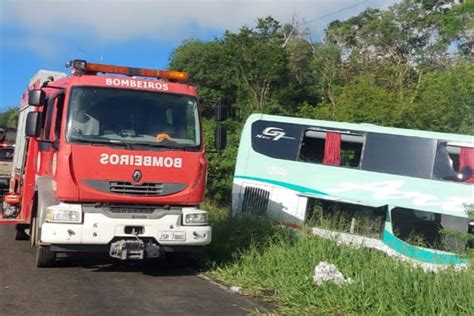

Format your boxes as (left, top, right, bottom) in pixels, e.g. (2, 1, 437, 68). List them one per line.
(126, 142, 188, 150)
(70, 137, 194, 151)
(69, 137, 132, 149)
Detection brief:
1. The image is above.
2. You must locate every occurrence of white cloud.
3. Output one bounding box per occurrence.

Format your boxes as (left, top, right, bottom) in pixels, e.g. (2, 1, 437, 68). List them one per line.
(1, 0, 399, 51)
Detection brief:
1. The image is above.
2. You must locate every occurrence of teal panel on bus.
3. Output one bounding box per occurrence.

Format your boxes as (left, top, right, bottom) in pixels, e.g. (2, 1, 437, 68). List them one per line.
(382, 230, 468, 265)
(235, 175, 328, 196)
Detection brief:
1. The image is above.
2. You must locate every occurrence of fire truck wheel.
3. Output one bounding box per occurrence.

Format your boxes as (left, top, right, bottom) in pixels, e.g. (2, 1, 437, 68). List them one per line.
(36, 246, 56, 268)
(14, 225, 30, 241)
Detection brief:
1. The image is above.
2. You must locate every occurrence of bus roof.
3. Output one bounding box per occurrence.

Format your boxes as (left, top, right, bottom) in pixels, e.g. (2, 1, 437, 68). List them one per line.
(250, 114, 474, 144)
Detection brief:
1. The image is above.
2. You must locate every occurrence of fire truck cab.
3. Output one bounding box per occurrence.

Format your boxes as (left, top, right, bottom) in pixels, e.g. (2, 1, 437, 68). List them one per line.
(1, 60, 227, 267)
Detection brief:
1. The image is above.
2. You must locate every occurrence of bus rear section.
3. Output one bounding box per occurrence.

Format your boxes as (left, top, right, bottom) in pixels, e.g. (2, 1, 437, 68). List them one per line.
(232, 114, 474, 268)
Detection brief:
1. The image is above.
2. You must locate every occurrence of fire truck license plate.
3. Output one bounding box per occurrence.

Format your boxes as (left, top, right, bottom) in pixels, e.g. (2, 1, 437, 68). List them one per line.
(159, 231, 186, 241)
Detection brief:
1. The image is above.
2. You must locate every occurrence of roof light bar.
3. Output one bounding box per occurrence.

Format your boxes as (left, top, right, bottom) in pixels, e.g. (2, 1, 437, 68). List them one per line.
(66, 59, 188, 81)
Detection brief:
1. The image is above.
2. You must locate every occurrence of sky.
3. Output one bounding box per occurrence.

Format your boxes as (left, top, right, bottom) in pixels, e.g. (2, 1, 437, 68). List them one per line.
(0, 0, 399, 110)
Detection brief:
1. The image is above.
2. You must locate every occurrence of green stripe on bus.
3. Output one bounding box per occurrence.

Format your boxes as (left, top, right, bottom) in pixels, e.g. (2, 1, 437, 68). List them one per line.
(382, 230, 468, 265)
(235, 175, 328, 196)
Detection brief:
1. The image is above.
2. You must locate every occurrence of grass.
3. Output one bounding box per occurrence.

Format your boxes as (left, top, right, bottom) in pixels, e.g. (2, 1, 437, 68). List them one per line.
(200, 203, 474, 315)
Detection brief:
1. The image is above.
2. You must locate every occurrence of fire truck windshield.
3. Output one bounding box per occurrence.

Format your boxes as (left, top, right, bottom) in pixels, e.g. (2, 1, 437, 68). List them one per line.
(66, 86, 201, 149)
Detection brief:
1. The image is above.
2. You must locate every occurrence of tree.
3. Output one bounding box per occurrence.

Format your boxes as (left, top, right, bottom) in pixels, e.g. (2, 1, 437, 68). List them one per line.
(223, 17, 289, 115)
(309, 44, 343, 118)
(0, 108, 19, 129)
(169, 40, 237, 117)
(404, 62, 474, 134)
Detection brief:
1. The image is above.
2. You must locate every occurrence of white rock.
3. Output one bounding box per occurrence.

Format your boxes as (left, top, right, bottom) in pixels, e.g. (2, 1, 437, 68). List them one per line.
(313, 261, 353, 286)
(229, 286, 241, 294)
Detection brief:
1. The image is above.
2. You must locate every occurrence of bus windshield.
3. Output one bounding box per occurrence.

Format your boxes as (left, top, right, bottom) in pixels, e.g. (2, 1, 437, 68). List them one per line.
(66, 87, 201, 149)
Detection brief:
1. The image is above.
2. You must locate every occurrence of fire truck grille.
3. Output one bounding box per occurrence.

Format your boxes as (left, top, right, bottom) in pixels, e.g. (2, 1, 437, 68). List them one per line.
(109, 182, 163, 196)
(108, 207, 156, 214)
(83, 179, 187, 196)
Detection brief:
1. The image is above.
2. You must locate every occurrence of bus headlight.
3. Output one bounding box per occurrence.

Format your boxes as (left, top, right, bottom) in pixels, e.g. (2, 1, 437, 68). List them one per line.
(45, 206, 82, 223)
(183, 212, 208, 225)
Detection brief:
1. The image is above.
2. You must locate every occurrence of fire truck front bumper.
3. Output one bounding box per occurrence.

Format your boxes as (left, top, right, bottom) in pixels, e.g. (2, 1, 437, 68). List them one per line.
(40, 205, 212, 248)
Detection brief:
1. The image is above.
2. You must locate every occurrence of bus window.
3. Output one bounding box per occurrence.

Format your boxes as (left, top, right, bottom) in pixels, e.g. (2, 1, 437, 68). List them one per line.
(391, 207, 471, 253)
(299, 130, 363, 168)
(433, 143, 474, 183)
(361, 133, 437, 179)
(299, 131, 325, 163)
(433, 143, 459, 181)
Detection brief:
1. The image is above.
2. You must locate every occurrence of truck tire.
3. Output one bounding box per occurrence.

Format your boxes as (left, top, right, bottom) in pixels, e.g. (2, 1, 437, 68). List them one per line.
(36, 245, 56, 268)
(15, 225, 30, 241)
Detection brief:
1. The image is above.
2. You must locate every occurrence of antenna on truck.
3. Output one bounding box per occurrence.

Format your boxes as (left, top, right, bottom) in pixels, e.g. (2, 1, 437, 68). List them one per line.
(65, 59, 189, 81)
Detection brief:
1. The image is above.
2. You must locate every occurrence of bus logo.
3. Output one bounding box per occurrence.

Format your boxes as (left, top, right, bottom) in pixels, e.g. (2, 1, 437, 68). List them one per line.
(257, 127, 295, 141)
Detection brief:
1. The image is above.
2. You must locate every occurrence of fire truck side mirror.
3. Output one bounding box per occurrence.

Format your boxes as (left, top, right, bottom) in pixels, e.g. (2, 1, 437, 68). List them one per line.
(215, 123, 227, 150)
(215, 105, 229, 121)
(28, 90, 45, 106)
(25, 112, 40, 138)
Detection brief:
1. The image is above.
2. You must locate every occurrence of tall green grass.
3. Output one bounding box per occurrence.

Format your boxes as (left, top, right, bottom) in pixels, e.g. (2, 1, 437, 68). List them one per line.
(202, 204, 474, 315)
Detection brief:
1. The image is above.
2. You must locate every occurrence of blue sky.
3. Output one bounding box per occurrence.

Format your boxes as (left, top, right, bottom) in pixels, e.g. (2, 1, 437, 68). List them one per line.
(0, 0, 399, 110)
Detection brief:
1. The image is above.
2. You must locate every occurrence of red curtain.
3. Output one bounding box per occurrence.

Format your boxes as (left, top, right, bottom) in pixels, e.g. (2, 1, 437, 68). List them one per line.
(323, 132, 341, 165)
(459, 147, 474, 183)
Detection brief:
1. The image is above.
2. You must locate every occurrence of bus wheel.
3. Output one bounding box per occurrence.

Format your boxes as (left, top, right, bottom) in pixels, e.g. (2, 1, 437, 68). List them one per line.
(14, 224, 30, 241)
(36, 246, 56, 268)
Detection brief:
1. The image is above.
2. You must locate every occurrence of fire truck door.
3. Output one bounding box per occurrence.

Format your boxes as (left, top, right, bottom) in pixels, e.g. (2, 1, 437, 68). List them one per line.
(39, 93, 64, 176)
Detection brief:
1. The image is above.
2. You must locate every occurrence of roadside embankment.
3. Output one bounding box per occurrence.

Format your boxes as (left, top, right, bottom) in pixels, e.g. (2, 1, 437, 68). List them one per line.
(201, 204, 474, 315)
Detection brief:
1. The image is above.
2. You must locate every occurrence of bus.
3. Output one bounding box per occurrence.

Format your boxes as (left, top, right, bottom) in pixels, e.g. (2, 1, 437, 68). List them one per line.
(232, 114, 474, 268)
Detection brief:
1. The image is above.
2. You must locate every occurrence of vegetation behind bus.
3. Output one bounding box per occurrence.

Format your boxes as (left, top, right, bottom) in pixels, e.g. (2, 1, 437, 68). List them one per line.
(168, 0, 473, 206)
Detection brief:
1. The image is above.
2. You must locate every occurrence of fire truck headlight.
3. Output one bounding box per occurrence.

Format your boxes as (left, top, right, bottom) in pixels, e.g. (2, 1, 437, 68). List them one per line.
(183, 213, 208, 225)
(45, 207, 82, 224)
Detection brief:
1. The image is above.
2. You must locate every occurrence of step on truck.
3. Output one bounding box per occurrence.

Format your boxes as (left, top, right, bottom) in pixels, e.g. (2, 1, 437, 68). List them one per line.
(1, 60, 227, 267)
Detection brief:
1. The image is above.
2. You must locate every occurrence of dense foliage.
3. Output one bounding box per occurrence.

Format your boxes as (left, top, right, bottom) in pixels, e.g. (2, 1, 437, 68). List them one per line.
(169, 0, 473, 204)
(0, 108, 19, 129)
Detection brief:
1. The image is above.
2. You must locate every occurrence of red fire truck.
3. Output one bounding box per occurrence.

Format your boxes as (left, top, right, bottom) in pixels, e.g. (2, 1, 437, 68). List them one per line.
(1, 60, 227, 267)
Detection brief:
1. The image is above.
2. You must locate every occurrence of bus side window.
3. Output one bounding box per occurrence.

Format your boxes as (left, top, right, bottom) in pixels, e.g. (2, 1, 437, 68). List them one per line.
(391, 207, 470, 253)
(299, 130, 363, 168)
(299, 131, 325, 163)
(433, 143, 473, 183)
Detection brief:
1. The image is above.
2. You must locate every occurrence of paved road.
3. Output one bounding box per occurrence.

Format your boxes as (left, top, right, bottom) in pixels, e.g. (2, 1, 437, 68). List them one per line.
(0, 225, 264, 315)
